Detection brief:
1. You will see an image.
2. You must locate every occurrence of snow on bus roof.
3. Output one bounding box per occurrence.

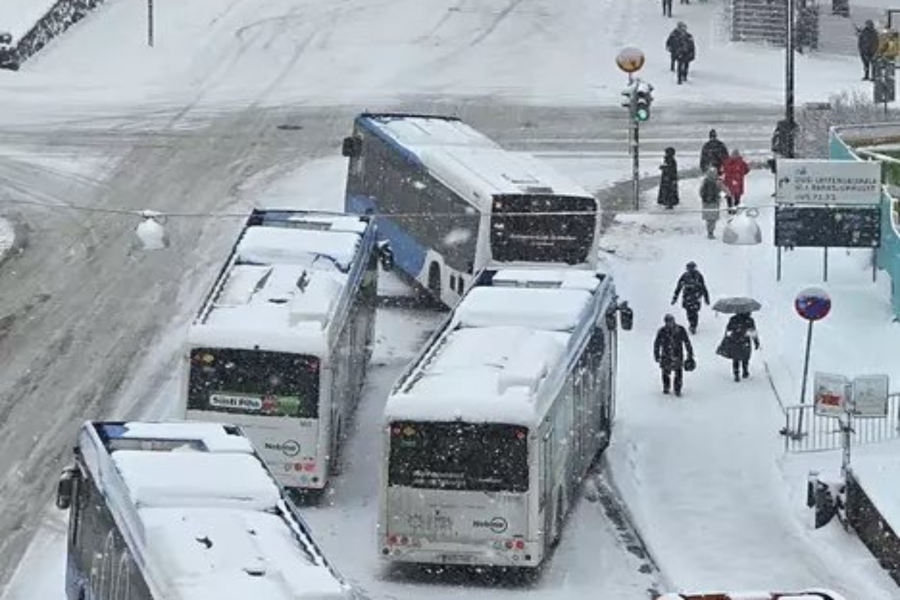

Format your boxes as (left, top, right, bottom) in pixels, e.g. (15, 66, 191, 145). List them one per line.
(103, 421, 256, 454)
(362, 114, 593, 211)
(385, 272, 597, 426)
(106, 423, 347, 600)
(189, 222, 362, 355)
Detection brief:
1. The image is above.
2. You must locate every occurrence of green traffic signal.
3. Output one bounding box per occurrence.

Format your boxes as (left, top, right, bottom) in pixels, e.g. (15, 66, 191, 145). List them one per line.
(635, 107, 649, 122)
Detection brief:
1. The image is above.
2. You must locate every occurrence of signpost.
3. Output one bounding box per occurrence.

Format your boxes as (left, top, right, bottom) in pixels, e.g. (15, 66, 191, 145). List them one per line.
(850, 374, 890, 417)
(616, 47, 647, 211)
(813, 372, 848, 418)
(774, 159, 883, 282)
(793, 287, 832, 437)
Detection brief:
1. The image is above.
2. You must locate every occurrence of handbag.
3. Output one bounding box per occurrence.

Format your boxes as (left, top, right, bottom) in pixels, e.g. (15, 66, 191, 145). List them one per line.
(716, 336, 733, 359)
(684, 356, 696, 371)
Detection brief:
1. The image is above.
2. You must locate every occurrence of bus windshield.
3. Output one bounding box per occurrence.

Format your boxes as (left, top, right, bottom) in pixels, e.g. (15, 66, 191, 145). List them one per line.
(388, 422, 528, 493)
(187, 348, 319, 418)
(490, 194, 596, 265)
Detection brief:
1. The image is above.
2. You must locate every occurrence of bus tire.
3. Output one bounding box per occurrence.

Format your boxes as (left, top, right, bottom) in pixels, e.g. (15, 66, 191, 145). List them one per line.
(427, 263, 442, 304)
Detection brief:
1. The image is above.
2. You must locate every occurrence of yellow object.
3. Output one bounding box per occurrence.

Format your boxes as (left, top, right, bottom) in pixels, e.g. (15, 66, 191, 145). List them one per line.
(878, 30, 900, 58)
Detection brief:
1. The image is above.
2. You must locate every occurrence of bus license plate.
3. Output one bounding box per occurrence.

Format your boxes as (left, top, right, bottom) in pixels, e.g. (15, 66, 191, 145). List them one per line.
(441, 553, 473, 564)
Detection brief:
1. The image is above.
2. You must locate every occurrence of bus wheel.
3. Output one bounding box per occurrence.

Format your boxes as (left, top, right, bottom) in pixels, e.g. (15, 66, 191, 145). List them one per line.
(427, 263, 442, 305)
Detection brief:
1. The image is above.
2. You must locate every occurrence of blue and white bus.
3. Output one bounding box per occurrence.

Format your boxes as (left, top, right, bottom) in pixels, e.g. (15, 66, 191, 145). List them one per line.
(378, 267, 631, 570)
(179, 209, 391, 495)
(56, 421, 354, 600)
(342, 113, 600, 307)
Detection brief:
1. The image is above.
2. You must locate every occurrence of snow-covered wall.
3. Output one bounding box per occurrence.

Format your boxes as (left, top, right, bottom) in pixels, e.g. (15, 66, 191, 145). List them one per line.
(846, 469, 900, 586)
(0, 0, 105, 70)
(830, 125, 900, 321)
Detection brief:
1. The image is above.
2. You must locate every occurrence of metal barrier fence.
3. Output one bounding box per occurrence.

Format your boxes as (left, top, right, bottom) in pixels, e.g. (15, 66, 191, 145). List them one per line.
(783, 393, 900, 452)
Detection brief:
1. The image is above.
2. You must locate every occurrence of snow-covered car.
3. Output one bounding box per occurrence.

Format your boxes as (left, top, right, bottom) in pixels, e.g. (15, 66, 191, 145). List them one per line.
(657, 592, 847, 600)
(0, 32, 18, 71)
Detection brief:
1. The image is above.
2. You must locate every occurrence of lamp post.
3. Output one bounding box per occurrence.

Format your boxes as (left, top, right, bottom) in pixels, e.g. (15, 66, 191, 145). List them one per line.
(785, 0, 796, 158)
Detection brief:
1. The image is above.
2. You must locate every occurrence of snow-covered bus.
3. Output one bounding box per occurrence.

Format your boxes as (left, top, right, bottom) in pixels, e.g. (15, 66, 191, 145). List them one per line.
(180, 209, 391, 495)
(55, 421, 354, 600)
(342, 113, 601, 307)
(378, 267, 632, 570)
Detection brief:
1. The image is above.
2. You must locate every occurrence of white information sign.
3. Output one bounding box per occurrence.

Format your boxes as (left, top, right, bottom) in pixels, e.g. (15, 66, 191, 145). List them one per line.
(851, 374, 890, 417)
(775, 159, 882, 205)
(813, 372, 849, 417)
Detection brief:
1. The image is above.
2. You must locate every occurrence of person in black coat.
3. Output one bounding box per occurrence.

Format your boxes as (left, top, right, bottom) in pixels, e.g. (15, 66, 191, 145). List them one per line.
(671, 261, 710, 333)
(856, 20, 880, 80)
(722, 312, 760, 381)
(673, 26, 695, 84)
(654, 314, 694, 396)
(657, 147, 679, 209)
(700, 129, 729, 174)
(666, 23, 686, 72)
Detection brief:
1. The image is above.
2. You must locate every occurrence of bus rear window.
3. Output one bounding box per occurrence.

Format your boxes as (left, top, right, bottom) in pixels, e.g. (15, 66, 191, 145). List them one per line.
(490, 194, 596, 265)
(388, 422, 528, 493)
(188, 348, 319, 418)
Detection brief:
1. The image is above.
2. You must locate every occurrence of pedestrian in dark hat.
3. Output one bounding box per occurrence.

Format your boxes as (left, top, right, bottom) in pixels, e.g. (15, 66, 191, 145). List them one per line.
(671, 261, 710, 334)
(658, 147, 680, 209)
(654, 314, 694, 396)
(700, 129, 729, 174)
(856, 20, 879, 80)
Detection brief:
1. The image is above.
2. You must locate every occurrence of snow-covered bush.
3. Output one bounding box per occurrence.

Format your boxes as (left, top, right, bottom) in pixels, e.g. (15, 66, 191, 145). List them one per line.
(1, 0, 105, 71)
(797, 90, 898, 158)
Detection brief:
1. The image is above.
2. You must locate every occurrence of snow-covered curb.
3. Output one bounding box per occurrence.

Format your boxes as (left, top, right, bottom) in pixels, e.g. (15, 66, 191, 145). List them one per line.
(0, 218, 14, 263)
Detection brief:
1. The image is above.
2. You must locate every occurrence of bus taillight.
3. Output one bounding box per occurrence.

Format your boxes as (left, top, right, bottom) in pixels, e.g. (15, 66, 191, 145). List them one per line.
(514, 539, 525, 550)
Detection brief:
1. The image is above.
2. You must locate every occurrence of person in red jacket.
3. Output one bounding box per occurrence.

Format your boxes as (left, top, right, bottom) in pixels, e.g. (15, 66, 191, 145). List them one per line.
(721, 148, 750, 213)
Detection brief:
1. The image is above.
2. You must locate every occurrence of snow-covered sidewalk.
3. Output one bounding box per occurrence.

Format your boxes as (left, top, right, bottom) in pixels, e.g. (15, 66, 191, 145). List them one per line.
(603, 170, 900, 598)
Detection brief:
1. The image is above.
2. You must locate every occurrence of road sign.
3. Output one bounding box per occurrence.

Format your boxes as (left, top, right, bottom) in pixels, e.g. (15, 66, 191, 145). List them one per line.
(775, 159, 882, 205)
(814, 372, 849, 417)
(774, 206, 881, 248)
(851, 374, 890, 417)
(616, 47, 645, 73)
(794, 287, 831, 321)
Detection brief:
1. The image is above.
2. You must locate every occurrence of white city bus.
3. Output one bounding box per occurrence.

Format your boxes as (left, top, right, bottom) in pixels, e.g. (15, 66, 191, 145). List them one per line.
(342, 113, 601, 307)
(378, 267, 632, 569)
(181, 209, 391, 495)
(55, 421, 354, 600)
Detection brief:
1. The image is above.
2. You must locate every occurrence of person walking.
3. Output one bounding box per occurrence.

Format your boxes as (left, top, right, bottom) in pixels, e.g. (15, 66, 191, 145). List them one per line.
(700, 129, 729, 174)
(662, 0, 673, 17)
(657, 147, 680, 209)
(721, 148, 750, 213)
(720, 311, 760, 382)
(673, 24, 695, 84)
(671, 261, 710, 334)
(654, 314, 694, 396)
(856, 20, 879, 80)
(666, 22, 686, 71)
(700, 167, 725, 239)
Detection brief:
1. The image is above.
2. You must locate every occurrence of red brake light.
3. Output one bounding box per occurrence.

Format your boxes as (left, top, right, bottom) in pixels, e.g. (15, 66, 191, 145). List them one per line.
(514, 540, 525, 550)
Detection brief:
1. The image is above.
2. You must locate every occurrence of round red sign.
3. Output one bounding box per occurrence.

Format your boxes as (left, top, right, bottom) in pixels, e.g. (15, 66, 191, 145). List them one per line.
(794, 287, 832, 321)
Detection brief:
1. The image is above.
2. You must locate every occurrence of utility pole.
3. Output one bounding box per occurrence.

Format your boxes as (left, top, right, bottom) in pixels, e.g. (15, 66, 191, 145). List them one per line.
(148, 0, 155, 47)
(785, 0, 796, 158)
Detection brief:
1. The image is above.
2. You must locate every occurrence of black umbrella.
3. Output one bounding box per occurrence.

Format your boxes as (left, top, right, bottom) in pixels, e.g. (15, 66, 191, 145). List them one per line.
(712, 296, 762, 314)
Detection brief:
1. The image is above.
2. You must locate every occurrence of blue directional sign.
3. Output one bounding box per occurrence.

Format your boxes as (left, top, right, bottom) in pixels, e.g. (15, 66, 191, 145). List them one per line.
(794, 287, 831, 321)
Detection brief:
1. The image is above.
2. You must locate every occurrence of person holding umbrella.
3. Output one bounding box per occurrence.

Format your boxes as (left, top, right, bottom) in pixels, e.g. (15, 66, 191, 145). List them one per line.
(712, 297, 762, 382)
(671, 261, 710, 334)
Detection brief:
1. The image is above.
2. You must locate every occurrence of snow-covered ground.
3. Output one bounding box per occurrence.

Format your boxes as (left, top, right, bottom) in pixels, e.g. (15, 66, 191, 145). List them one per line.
(2, 0, 900, 598)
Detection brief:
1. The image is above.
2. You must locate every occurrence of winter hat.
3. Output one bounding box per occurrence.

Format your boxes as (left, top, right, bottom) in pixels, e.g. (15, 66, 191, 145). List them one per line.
(665, 147, 676, 156)
(731, 148, 741, 157)
(677, 21, 687, 30)
(709, 129, 717, 139)
(664, 314, 675, 324)
(686, 261, 697, 270)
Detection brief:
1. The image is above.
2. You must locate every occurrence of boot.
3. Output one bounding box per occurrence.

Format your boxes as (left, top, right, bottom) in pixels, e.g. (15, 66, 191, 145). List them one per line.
(734, 373, 740, 382)
(742, 369, 750, 379)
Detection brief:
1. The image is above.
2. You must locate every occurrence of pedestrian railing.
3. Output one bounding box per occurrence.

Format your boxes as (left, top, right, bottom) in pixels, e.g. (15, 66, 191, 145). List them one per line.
(782, 393, 900, 452)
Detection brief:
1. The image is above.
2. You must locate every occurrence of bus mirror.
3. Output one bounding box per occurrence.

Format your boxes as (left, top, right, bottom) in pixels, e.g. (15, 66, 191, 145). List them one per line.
(342, 136, 362, 158)
(619, 302, 633, 331)
(377, 240, 394, 271)
(56, 467, 79, 510)
(604, 308, 618, 331)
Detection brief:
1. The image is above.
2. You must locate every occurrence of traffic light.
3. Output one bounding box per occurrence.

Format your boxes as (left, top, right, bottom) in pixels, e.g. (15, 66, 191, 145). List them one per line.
(631, 87, 653, 122)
